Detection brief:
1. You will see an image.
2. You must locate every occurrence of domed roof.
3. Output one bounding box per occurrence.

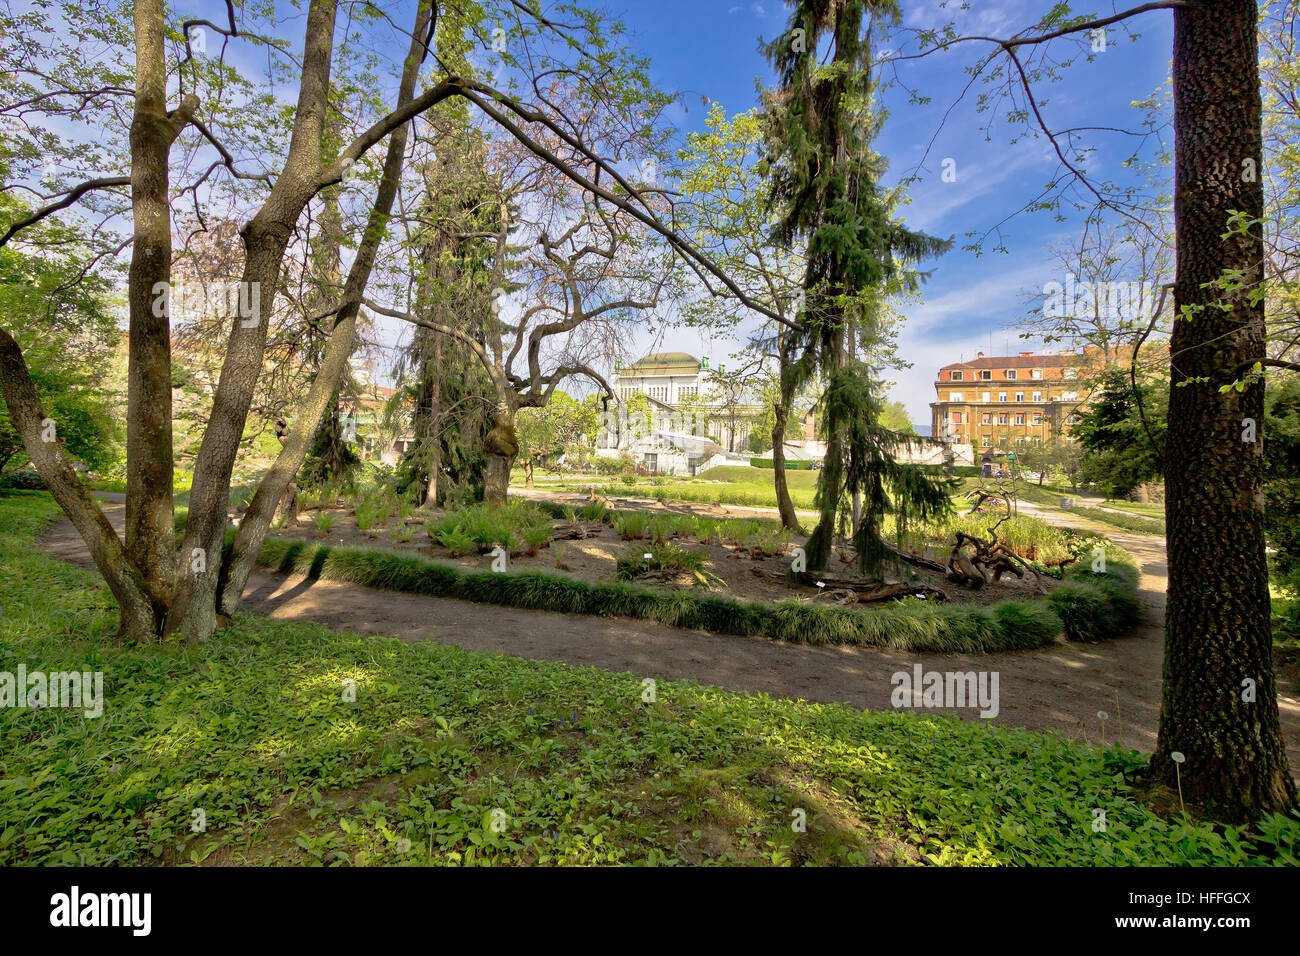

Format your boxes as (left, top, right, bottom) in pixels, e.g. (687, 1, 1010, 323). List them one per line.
(625, 351, 700, 369)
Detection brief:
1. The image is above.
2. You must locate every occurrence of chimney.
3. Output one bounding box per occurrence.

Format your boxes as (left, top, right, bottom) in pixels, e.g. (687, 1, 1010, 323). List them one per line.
(976, 351, 984, 358)
(804, 411, 816, 440)
(1019, 351, 1034, 357)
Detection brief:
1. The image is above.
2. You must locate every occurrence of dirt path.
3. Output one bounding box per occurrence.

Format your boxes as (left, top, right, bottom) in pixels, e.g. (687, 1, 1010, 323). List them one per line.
(40, 496, 1300, 775)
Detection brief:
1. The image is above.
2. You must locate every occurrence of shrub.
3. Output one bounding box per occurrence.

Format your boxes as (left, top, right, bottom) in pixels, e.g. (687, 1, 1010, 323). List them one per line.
(0, 470, 45, 490)
(310, 512, 336, 536)
(521, 524, 552, 555)
(355, 502, 379, 536)
(616, 542, 719, 587)
(647, 516, 676, 544)
(436, 527, 476, 557)
(614, 511, 650, 540)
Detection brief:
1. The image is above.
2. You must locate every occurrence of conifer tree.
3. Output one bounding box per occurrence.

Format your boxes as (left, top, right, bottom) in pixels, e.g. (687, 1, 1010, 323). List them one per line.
(762, 0, 952, 574)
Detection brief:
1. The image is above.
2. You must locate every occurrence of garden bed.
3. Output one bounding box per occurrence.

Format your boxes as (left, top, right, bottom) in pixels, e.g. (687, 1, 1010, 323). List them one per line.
(244, 492, 1141, 653)
(268, 497, 1051, 609)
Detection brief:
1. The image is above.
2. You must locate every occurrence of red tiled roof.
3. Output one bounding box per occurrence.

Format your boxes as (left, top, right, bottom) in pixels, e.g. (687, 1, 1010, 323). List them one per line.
(938, 353, 1086, 372)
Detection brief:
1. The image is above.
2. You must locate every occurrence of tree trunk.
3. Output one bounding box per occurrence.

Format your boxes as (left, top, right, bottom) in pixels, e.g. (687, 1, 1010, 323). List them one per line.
(1151, 0, 1295, 819)
(168, 0, 349, 641)
(0, 331, 157, 640)
(424, 329, 443, 506)
(770, 403, 802, 532)
(124, 0, 190, 621)
(215, 0, 430, 618)
(524, 458, 534, 488)
(484, 400, 518, 507)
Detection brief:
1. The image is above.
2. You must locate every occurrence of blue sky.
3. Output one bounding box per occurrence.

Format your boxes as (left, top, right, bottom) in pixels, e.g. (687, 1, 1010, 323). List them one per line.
(601, 0, 1176, 426)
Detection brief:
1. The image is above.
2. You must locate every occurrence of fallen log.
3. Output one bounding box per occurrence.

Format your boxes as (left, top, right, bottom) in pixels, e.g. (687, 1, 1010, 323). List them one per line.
(750, 567, 948, 602)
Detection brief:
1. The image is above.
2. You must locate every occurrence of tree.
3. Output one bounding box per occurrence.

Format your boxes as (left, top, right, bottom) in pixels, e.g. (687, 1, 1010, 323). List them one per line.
(878, 399, 914, 435)
(1, 0, 725, 640)
(0, 208, 122, 473)
(890, 0, 1296, 819)
(1014, 436, 1083, 489)
(516, 391, 595, 485)
(673, 105, 807, 525)
(1074, 366, 1167, 497)
(1147, 1, 1295, 816)
(762, 0, 953, 575)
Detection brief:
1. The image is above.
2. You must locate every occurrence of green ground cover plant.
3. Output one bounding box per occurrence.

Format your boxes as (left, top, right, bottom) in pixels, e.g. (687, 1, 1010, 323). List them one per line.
(2, 491, 1295, 866)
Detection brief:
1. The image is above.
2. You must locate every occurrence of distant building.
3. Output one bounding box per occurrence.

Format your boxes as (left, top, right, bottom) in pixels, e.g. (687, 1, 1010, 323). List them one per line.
(599, 352, 765, 472)
(338, 357, 416, 465)
(929, 349, 1095, 451)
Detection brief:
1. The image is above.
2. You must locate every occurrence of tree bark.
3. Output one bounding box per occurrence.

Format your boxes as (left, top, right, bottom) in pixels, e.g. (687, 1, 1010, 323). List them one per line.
(1151, 0, 1295, 818)
(169, 0, 342, 641)
(125, 0, 192, 620)
(0, 331, 157, 640)
(770, 404, 802, 532)
(215, 0, 431, 618)
(484, 399, 519, 507)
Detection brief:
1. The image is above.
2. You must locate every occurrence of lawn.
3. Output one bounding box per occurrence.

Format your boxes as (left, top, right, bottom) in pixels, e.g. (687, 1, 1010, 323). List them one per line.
(3, 490, 1297, 866)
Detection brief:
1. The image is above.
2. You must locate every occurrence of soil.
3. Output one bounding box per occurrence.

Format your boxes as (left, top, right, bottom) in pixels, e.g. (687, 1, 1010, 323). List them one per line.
(38, 494, 1300, 778)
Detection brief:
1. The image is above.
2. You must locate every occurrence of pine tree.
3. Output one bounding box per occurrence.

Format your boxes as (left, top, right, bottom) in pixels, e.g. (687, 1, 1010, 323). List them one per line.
(762, 0, 952, 575)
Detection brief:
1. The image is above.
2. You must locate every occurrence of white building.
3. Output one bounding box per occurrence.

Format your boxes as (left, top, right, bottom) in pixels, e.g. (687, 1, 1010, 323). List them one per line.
(597, 352, 765, 471)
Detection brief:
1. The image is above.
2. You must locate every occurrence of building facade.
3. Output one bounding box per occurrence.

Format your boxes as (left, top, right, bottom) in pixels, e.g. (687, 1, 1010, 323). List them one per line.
(929, 349, 1092, 451)
(603, 352, 764, 461)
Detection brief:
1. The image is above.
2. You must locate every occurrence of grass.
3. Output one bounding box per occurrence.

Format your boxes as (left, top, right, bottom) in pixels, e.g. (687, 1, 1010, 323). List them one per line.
(1101, 499, 1165, 518)
(697, 465, 821, 490)
(3, 489, 1297, 866)
(951, 479, 1165, 536)
(1069, 506, 1165, 537)
(587, 481, 819, 511)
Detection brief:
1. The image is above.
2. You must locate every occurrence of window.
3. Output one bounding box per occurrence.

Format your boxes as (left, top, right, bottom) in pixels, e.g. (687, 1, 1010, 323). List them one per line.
(982, 391, 991, 402)
(982, 413, 992, 424)
(1014, 414, 1025, 425)
(1064, 367, 1078, 379)
(1031, 369, 1043, 379)
(643, 453, 657, 471)
(1032, 391, 1042, 403)
(949, 391, 964, 402)
(980, 369, 992, 380)
(951, 412, 963, 424)
(998, 414, 1009, 425)
(1015, 392, 1024, 403)
(1062, 391, 1078, 402)
(1032, 414, 1042, 425)
(950, 370, 964, 381)
(998, 392, 1007, 402)
(1006, 369, 1017, 380)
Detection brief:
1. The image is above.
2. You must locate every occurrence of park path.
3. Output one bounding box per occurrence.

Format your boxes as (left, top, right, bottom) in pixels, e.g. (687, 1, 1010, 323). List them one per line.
(39, 495, 1300, 775)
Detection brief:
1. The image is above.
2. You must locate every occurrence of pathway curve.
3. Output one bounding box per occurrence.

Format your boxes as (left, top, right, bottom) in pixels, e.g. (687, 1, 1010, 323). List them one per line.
(38, 495, 1299, 775)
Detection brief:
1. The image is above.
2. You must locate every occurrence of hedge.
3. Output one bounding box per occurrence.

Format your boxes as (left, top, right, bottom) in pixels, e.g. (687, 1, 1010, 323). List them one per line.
(245, 529, 1142, 653)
